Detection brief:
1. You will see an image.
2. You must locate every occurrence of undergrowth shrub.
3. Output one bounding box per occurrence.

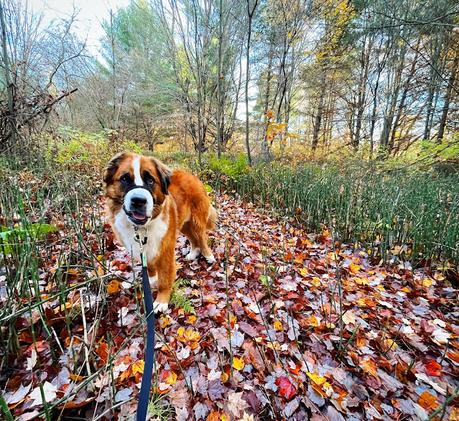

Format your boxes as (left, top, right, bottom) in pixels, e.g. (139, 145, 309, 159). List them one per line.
(45, 127, 146, 172)
(208, 153, 248, 179)
(199, 153, 249, 187)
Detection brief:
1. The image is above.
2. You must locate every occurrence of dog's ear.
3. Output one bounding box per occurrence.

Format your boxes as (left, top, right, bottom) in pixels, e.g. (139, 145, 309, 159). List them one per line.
(104, 152, 126, 184)
(151, 158, 172, 195)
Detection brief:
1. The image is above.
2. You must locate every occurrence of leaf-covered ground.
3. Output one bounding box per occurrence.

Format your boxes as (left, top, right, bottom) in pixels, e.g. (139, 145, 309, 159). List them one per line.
(2, 194, 459, 420)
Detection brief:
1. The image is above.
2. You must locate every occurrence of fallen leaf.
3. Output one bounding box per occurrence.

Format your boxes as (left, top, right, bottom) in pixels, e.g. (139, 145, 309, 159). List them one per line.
(232, 357, 245, 371)
(424, 360, 442, 377)
(107, 280, 120, 294)
(275, 376, 297, 400)
(227, 391, 247, 417)
(418, 391, 438, 411)
(273, 319, 283, 331)
(28, 382, 57, 407)
(361, 358, 378, 378)
(4, 383, 31, 405)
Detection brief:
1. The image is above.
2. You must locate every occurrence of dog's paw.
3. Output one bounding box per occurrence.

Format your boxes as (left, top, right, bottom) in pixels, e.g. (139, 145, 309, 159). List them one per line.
(185, 248, 200, 261)
(204, 254, 216, 264)
(149, 275, 157, 288)
(153, 300, 169, 313)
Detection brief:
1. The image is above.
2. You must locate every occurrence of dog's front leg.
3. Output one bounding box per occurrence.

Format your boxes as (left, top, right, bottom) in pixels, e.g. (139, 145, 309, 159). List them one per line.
(147, 262, 158, 288)
(152, 246, 175, 313)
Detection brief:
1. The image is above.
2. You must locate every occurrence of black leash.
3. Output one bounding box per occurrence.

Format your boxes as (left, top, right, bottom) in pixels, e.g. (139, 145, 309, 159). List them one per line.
(134, 227, 155, 421)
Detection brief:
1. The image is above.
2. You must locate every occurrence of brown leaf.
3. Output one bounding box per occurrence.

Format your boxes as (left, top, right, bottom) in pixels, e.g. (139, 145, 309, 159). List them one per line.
(238, 321, 258, 338)
(242, 341, 266, 372)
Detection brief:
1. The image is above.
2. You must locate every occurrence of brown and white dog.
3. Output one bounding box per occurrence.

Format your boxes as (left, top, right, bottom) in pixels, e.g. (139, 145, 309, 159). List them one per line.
(104, 152, 216, 312)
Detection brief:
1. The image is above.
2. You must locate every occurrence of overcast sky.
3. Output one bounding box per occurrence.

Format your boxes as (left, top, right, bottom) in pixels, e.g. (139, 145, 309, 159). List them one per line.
(29, 0, 130, 56)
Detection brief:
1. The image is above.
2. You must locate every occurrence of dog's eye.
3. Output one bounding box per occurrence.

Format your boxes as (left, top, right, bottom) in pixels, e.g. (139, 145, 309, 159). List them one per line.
(143, 172, 154, 185)
(120, 173, 132, 184)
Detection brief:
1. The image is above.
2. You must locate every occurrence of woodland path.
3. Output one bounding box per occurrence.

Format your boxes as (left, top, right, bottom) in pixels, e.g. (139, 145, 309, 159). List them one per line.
(4, 194, 458, 420)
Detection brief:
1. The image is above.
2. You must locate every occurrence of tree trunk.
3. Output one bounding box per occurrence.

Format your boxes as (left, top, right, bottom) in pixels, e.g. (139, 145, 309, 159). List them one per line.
(0, 0, 15, 146)
(389, 41, 420, 151)
(437, 50, 458, 142)
(261, 46, 273, 161)
(244, 0, 259, 166)
(244, 7, 253, 165)
(216, 0, 223, 157)
(423, 40, 442, 140)
(312, 71, 326, 151)
(354, 36, 371, 150)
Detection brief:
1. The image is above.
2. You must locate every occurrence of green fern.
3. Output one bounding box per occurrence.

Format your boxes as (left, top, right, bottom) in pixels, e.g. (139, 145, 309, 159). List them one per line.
(170, 279, 195, 314)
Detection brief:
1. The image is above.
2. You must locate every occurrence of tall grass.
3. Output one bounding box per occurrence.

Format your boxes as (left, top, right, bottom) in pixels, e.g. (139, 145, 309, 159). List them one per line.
(0, 152, 195, 419)
(210, 160, 459, 264)
(0, 157, 129, 419)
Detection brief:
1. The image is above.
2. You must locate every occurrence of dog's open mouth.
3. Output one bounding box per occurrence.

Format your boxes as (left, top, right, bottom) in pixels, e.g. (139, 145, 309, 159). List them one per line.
(125, 210, 149, 225)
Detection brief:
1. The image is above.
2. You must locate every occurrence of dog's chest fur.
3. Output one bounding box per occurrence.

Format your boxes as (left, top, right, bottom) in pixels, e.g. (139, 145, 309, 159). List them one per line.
(113, 209, 169, 261)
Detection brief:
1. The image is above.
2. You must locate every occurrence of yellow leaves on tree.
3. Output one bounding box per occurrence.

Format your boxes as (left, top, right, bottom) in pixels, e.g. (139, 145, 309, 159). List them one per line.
(266, 122, 287, 142)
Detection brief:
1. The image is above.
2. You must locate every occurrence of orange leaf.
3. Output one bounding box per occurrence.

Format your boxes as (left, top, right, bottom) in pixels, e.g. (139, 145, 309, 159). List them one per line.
(273, 319, 283, 331)
(207, 411, 229, 421)
(107, 280, 120, 294)
(305, 315, 320, 327)
(449, 407, 459, 421)
(159, 315, 172, 329)
(118, 366, 132, 382)
(418, 391, 438, 411)
(447, 351, 459, 364)
(207, 412, 221, 421)
(177, 327, 201, 344)
(186, 315, 197, 324)
(361, 358, 378, 377)
(95, 342, 109, 365)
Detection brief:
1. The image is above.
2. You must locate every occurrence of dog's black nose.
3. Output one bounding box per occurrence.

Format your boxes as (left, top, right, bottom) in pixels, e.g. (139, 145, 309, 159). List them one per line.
(131, 196, 147, 208)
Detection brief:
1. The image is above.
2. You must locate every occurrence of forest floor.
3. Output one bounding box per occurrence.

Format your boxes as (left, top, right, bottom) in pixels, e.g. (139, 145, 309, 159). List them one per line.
(2, 194, 459, 420)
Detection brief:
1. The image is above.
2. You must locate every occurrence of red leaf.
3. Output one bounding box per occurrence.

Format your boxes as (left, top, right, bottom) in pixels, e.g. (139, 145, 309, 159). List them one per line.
(425, 360, 442, 377)
(275, 376, 297, 400)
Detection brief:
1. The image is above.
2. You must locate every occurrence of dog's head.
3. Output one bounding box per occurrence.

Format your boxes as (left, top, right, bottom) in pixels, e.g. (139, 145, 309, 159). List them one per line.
(104, 152, 171, 225)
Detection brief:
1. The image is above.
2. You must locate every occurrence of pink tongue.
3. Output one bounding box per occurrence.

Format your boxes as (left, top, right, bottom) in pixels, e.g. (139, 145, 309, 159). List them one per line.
(132, 212, 146, 220)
